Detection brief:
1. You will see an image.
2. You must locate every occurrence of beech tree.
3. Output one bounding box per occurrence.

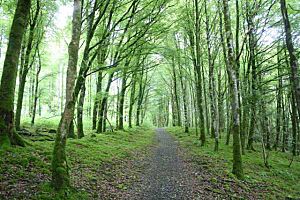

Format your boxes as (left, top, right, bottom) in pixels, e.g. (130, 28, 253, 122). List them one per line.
(0, 0, 31, 147)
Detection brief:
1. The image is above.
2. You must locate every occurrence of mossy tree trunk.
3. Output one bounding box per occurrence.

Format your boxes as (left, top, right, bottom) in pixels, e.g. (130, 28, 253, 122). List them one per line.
(51, 0, 82, 190)
(128, 72, 137, 128)
(171, 56, 181, 127)
(280, 0, 300, 155)
(97, 73, 114, 133)
(118, 67, 129, 130)
(92, 72, 102, 130)
(204, 1, 219, 150)
(193, 0, 206, 146)
(0, 0, 31, 147)
(15, 0, 40, 130)
(246, 2, 257, 151)
(136, 65, 145, 127)
(77, 83, 85, 139)
(31, 47, 42, 126)
(222, 0, 244, 180)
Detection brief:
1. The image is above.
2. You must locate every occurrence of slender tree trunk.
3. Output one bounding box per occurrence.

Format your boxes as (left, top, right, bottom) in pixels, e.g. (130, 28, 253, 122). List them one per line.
(205, 1, 219, 150)
(31, 47, 42, 126)
(51, 0, 82, 190)
(282, 93, 287, 152)
(280, 0, 300, 155)
(246, 4, 257, 151)
(280, 0, 300, 119)
(15, 0, 40, 130)
(0, 0, 31, 147)
(92, 71, 102, 130)
(222, 0, 244, 179)
(274, 46, 283, 151)
(77, 83, 85, 138)
(128, 73, 136, 128)
(97, 73, 114, 133)
(175, 38, 189, 133)
(136, 68, 145, 127)
(194, 0, 205, 145)
(171, 57, 181, 126)
(118, 74, 127, 130)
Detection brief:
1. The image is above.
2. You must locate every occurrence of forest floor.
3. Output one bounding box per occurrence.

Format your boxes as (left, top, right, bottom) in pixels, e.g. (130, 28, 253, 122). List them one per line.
(166, 127, 300, 199)
(126, 128, 273, 199)
(0, 122, 156, 200)
(1, 122, 299, 199)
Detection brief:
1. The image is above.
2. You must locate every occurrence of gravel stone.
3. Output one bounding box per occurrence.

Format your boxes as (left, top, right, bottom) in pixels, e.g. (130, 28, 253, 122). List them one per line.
(129, 128, 196, 200)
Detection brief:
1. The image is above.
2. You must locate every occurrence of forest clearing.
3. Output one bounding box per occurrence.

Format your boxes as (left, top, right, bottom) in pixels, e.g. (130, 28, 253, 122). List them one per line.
(0, 0, 300, 199)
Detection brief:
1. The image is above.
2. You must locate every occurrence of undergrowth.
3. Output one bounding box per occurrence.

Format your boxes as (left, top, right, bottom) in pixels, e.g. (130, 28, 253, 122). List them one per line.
(0, 121, 155, 200)
(167, 126, 300, 199)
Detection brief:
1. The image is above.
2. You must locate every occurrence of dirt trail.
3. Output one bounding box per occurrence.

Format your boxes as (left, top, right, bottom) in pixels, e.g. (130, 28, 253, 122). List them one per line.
(128, 128, 197, 199)
(126, 128, 266, 200)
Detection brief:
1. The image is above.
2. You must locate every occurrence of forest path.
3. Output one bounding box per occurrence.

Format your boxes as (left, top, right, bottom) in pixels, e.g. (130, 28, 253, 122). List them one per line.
(128, 128, 197, 199)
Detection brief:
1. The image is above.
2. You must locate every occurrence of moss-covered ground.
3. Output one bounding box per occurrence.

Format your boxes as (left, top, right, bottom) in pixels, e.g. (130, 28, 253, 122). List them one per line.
(0, 119, 155, 199)
(167, 127, 300, 199)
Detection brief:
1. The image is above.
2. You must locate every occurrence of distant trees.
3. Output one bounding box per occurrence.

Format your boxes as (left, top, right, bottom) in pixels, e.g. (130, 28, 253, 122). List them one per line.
(150, 0, 300, 180)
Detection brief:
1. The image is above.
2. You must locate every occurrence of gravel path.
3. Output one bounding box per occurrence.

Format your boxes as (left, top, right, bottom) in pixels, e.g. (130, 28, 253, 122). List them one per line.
(129, 128, 196, 200)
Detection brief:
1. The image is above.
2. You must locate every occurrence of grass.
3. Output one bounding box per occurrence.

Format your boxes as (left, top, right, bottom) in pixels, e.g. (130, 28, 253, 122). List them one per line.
(167, 126, 300, 199)
(0, 120, 155, 200)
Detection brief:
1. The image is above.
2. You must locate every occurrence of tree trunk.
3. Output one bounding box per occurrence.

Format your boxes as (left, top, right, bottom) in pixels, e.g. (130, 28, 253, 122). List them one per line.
(222, 0, 244, 179)
(77, 83, 85, 138)
(274, 46, 283, 151)
(280, 0, 300, 156)
(51, 0, 82, 190)
(0, 0, 31, 147)
(194, 0, 205, 145)
(175, 37, 189, 133)
(205, 1, 219, 150)
(97, 73, 114, 133)
(92, 71, 102, 130)
(280, 0, 300, 119)
(246, 3, 257, 151)
(136, 68, 145, 127)
(15, 0, 40, 130)
(118, 75, 127, 130)
(128, 73, 136, 128)
(171, 57, 181, 126)
(31, 47, 42, 126)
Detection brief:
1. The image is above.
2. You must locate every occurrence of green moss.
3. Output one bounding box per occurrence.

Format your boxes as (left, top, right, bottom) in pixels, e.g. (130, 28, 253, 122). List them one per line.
(167, 126, 300, 199)
(0, 134, 11, 148)
(0, 124, 155, 199)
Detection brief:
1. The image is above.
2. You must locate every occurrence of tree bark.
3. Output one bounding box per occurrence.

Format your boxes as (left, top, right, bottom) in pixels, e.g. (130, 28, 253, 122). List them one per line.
(92, 71, 102, 130)
(15, 0, 40, 130)
(0, 0, 31, 147)
(31, 47, 42, 126)
(51, 0, 82, 190)
(205, 1, 219, 150)
(77, 83, 85, 138)
(194, 0, 205, 145)
(246, 2, 257, 151)
(118, 74, 127, 130)
(97, 72, 114, 133)
(280, 0, 300, 155)
(222, 0, 244, 179)
(128, 73, 136, 128)
(274, 46, 283, 151)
